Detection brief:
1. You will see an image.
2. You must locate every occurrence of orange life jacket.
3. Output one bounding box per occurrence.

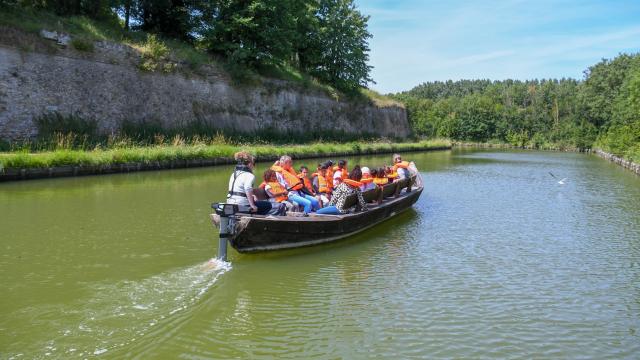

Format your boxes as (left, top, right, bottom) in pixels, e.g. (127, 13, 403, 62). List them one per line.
(333, 165, 348, 181)
(393, 161, 410, 171)
(387, 172, 399, 180)
(325, 167, 334, 189)
(373, 177, 388, 185)
(361, 174, 373, 184)
(272, 165, 304, 191)
(343, 179, 363, 188)
(315, 174, 330, 194)
(266, 181, 288, 202)
(299, 174, 315, 194)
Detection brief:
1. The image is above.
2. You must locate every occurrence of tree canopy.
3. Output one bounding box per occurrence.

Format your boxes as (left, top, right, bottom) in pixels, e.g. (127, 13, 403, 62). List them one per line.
(392, 53, 640, 161)
(5, 0, 374, 93)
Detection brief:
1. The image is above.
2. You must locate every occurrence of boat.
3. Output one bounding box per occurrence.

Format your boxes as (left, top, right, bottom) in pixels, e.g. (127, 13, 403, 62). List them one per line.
(210, 175, 423, 253)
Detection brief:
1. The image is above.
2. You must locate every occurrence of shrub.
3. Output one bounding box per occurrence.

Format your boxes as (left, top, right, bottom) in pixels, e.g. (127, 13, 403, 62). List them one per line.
(71, 38, 94, 52)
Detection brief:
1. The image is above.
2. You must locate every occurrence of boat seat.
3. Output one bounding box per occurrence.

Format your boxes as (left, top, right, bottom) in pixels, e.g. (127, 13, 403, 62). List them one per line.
(362, 188, 380, 203)
(342, 193, 358, 209)
(381, 182, 397, 198)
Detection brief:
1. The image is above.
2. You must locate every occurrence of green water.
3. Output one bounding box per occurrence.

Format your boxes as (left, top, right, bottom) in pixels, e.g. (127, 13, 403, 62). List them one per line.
(1, 149, 639, 359)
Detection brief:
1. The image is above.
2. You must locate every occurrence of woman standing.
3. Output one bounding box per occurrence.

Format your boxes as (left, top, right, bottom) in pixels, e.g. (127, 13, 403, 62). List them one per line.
(227, 151, 272, 215)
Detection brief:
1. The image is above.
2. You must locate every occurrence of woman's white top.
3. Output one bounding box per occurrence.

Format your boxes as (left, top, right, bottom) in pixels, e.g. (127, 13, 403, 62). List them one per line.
(227, 170, 255, 206)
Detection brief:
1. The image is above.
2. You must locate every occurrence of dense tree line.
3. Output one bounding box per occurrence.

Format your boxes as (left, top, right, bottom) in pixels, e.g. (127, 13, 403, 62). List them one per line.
(4, 0, 373, 93)
(393, 53, 640, 160)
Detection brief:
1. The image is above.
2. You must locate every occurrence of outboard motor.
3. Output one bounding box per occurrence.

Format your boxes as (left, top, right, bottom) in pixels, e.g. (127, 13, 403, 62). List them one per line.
(211, 202, 240, 261)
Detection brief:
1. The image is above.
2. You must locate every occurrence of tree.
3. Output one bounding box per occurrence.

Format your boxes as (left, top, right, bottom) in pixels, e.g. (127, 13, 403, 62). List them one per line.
(301, 0, 373, 93)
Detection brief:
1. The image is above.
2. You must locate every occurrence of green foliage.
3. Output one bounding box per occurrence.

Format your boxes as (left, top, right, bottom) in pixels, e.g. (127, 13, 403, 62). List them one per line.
(394, 54, 640, 157)
(70, 37, 93, 52)
(0, 139, 451, 170)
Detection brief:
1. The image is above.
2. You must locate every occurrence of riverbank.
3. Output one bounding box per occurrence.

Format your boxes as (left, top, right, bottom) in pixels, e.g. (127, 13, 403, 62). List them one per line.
(0, 139, 450, 181)
(595, 149, 640, 176)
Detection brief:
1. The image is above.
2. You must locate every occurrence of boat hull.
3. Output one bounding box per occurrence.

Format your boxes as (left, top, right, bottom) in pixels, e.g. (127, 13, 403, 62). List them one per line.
(229, 187, 423, 253)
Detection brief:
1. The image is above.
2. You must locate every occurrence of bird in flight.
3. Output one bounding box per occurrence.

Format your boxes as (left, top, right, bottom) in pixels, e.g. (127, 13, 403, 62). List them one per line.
(548, 172, 568, 185)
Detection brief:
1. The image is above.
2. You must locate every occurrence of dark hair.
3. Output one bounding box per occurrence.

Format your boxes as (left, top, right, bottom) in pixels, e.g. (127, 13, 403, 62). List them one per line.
(376, 167, 386, 178)
(349, 165, 362, 181)
(300, 165, 309, 172)
(338, 159, 347, 168)
(325, 160, 334, 166)
(370, 168, 378, 177)
(263, 169, 276, 182)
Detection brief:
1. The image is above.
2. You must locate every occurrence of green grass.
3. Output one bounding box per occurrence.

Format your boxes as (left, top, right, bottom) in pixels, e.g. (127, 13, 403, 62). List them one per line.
(0, 139, 451, 170)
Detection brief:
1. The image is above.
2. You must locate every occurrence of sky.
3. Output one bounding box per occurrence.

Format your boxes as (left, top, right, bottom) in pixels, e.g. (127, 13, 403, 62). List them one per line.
(357, 0, 640, 93)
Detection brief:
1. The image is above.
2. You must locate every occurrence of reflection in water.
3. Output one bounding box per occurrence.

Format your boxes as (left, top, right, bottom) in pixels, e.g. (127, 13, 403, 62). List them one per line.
(1, 149, 639, 359)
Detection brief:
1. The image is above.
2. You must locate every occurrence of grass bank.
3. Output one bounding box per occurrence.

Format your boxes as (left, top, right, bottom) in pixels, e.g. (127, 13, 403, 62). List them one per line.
(0, 139, 451, 181)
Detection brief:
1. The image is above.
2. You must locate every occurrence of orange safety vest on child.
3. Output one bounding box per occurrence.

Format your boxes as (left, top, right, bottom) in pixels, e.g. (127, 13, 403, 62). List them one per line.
(271, 165, 304, 191)
(313, 173, 331, 194)
(266, 181, 288, 202)
(373, 177, 388, 186)
(326, 167, 335, 190)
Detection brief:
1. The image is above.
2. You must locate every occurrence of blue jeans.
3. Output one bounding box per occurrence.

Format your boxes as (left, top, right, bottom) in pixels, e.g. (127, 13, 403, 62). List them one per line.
(316, 205, 341, 215)
(289, 193, 320, 214)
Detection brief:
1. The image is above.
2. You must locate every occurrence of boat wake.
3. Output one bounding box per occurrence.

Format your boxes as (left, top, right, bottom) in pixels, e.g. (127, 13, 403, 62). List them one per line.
(8, 259, 231, 359)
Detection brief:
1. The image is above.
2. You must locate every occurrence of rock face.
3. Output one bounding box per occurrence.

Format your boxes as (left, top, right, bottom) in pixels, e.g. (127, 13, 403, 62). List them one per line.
(0, 39, 409, 141)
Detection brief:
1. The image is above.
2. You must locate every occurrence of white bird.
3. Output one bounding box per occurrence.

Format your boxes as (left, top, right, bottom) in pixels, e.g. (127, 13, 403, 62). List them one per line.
(549, 172, 568, 185)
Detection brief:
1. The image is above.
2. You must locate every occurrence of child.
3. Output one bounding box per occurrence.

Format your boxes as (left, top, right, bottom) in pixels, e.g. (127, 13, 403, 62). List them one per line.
(360, 166, 376, 191)
(262, 169, 291, 215)
(313, 164, 332, 206)
(299, 165, 323, 208)
(373, 167, 389, 186)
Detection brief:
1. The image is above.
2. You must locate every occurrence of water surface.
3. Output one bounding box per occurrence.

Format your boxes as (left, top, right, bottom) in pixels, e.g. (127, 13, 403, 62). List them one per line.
(1, 149, 639, 359)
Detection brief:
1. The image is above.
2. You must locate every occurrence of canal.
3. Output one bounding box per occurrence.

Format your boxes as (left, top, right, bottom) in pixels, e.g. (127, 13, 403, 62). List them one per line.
(1, 149, 639, 358)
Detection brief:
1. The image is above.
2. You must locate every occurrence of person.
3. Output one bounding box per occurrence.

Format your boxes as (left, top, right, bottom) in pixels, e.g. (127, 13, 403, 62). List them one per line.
(325, 160, 335, 192)
(226, 151, 271, 215)
(316, 166, 368, 215)
(300, 165, 323, 208)
(333, 159, 348, 187)
(373, 167, 388, 186)
(392, 154, 410, 180)
(272, 155, 320, 214)
(384, 165, 398, 182)
(359, 166, 376, 191)
(312, 164, 332, 206)
(262, 169, 291, 215)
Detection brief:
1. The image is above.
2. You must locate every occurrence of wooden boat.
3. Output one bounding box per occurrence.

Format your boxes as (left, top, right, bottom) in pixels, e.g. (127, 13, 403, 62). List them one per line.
(211, 176, 423, 253)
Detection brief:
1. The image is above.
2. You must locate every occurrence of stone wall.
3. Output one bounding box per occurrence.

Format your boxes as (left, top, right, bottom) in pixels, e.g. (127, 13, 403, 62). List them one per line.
(595, 149, 640, 176)
(0, 33, 409, 141)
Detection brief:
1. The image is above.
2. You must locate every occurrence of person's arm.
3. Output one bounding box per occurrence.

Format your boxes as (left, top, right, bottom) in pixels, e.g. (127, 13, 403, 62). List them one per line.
(312, 177, 319, 192)
(242, 174, 258, 212)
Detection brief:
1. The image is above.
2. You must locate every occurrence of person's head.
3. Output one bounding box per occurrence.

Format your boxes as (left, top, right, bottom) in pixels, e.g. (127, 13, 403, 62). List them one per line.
(317, 163, 323, 171)
(393, 154, 402, 163)
(300, 165, 309, 177)
(370, 168, 378, 177)
(319, 164, 328, 176)
(338, 159, 347, 169)
(376, 167, 386, 177)
(279, 155, 293, 170)
(263, 169, 277, 182)
(361, 166, 370, 176)
(325, 160, 334, 167)
(349, 165, 362, 182)
(384, 166, 392, 175)
(235, 151, 255, 168)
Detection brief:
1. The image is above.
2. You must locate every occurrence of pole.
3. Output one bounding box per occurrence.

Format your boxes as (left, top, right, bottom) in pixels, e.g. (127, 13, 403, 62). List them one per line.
(217, 215, 230, 261)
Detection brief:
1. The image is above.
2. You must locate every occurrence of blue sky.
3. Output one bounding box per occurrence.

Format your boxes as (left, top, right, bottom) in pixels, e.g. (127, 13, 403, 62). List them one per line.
(357, 0, 640, 93)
